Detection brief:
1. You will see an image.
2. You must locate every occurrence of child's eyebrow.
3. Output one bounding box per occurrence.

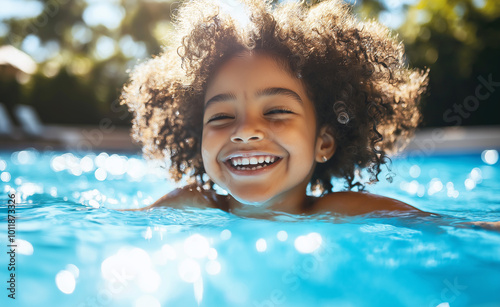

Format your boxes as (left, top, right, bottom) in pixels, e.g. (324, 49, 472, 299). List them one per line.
(204, 87, 303, 110)
(255, 87, 304, 105)
(204, 93, 237, 110)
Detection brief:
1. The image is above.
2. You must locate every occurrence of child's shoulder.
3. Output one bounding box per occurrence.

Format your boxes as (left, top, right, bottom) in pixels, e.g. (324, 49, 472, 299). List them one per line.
(135, 186, 422, 216)
(309, 191, 424, 216)
(133, 184, 226, 211)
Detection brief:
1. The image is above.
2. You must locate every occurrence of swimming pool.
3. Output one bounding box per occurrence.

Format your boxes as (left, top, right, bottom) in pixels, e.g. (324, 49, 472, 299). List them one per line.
(1, 148, 499, 307)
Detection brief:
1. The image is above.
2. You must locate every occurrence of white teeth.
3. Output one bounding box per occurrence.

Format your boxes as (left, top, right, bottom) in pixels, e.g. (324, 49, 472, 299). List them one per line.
(228, 155, 280, 167)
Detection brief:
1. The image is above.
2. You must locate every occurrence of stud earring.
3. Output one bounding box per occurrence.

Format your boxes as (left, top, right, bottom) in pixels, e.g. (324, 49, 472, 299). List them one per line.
(322, 156, 328, 162)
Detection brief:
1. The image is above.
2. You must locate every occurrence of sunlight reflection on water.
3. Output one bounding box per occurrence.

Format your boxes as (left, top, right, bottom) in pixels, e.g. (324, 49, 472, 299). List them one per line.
(0, 148, 499, 306)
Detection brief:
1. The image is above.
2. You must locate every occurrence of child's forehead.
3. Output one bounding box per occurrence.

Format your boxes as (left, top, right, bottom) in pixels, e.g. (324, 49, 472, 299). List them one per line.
(215, 52, 286, 74)
(205, 52, 295, 89)
(204, 53, 304, 101)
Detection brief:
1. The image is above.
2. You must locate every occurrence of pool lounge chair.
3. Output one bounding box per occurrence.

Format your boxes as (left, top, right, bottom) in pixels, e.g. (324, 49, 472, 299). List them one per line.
(0, 103, 66, 149)
(0, 102, 23, 140)
(0, 103, 139, 152)
(14, 104, 45, 138)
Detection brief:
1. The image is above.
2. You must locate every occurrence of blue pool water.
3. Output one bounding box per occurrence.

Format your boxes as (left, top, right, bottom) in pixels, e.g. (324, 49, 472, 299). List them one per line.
(1, 148, 500, 307)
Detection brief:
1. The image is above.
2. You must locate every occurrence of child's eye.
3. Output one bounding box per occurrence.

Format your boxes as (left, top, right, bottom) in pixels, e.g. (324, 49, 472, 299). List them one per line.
(265, 108, 295, 115)
(206, 113, 234, 123)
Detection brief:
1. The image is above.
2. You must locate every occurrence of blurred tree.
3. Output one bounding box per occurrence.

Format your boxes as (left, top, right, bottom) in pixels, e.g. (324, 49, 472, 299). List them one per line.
(355, 0, 500, 127)
(0, 0, 176, 125)
(397, 0, 500, 127)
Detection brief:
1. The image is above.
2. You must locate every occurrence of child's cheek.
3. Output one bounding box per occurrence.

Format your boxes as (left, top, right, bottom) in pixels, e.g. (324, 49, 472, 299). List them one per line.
(201, 130, 223, 177)
(268, 120, 307, 145)
(201, 146, 215, 170)
(269, 119, 288, 135)
(293, 152, 316, 177)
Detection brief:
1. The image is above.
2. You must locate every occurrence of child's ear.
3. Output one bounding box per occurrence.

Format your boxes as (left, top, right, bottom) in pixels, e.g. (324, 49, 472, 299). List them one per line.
(315, 125, 336, 163)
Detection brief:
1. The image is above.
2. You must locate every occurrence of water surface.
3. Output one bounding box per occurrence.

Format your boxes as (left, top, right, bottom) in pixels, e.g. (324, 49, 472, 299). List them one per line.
(0, 149, 499, 307)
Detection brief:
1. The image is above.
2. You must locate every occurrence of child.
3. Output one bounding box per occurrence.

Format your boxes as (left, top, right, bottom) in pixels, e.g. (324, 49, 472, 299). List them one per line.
(121, 0, 429, 216)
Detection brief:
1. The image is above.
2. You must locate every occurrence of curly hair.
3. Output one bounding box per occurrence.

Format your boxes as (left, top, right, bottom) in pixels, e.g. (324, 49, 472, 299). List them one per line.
(121, 0, 428, 193)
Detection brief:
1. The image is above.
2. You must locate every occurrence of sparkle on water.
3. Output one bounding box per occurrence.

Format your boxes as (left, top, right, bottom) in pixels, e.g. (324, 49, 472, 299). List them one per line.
(256, 238, 267, 252)
(1, 148, 499, 307)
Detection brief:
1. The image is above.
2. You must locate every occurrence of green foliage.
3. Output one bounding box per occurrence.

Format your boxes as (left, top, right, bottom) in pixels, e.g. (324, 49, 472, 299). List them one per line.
(398, 0, 500, 126)
(1, 0, 176, 125)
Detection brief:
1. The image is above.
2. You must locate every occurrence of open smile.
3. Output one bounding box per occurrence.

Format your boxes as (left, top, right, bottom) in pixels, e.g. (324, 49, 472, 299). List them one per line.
(223, 154, 282, 175)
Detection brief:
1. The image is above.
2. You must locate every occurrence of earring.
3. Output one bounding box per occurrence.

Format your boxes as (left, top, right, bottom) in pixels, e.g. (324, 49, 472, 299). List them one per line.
(322, 156, 328, 162)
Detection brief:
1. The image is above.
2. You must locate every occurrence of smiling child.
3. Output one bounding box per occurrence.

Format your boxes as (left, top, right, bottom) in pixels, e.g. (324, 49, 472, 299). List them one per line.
(121, 0, 429, 216)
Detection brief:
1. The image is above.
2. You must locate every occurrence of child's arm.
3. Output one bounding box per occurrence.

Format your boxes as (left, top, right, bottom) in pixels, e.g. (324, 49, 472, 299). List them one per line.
(119, 184, 220, 211)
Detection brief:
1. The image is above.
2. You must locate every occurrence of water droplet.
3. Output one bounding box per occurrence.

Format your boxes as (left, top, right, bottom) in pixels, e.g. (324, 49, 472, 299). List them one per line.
(386, 172, 396, 183)
(337, 112, 350, 124)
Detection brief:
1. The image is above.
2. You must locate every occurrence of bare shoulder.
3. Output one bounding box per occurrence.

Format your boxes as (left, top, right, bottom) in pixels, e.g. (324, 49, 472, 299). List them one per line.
(309, 191, 426, 216)
(466, 221, 500, 232)
(119, 184, 223, 211)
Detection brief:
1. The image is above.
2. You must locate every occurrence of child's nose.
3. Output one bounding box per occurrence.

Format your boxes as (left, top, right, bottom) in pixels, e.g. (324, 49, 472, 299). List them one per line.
(230, 133, 264, 143)
(230, 118, 265, 143)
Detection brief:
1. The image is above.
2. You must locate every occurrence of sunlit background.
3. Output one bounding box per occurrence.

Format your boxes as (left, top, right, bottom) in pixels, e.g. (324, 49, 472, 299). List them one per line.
(0, 0, 499, 129)
(1, 3, 500, 306)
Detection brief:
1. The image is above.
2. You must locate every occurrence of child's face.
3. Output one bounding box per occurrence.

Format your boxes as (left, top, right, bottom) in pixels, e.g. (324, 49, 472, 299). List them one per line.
(201, 52, 324, 205)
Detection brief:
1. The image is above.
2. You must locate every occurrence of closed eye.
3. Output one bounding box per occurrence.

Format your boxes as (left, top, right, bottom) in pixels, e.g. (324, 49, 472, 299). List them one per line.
(265, 108, 295, 115)
(206, 113, 234, 123)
